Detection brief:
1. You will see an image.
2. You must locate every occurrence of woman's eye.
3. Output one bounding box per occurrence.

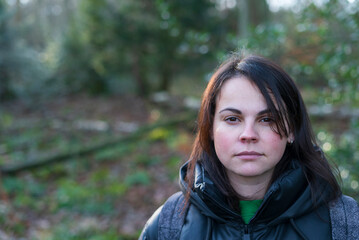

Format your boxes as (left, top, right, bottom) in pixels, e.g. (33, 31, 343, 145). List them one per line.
(225, 117, 239, 122)
(260, 117, 274, 123)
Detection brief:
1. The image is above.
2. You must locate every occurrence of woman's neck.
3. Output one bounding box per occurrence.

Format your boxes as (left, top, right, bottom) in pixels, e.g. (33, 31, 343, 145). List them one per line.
(226, 171, 271, 200)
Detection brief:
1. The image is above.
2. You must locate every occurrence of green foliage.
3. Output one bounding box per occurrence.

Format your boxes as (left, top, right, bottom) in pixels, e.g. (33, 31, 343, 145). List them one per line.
(134, 154, 161, 167)
(55, 178, 115, 214)
(312, 117, 359, 200)
(328, 121, 359, 198)
(48, 221, 120, 240)
(2, 176, 46, 210)
(148, 127, 172, 142)
(2, 177, 26, 194)
(94, 145, 133, 162)
(294, 0, 359, 105)
(0, 0, 52, 101)
(124, 171, 151, 186)
(57, 24, 104, 95)
(1, 0, 271, 99)
(0, 112, 13, 128)
(166, 156, 183, 181)
(235, 23, 288, 60)
(57, 0, 223, 96)
(3, 176, 45, 197)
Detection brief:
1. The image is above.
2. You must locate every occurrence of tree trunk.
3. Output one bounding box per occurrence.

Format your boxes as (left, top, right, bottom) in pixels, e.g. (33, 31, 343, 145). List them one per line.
(237, 0, 270, 39)
(248, 0, 270, 26)
(238, 0, 249, 39)
(0, 2, 14, 101)
(131, 51, 149, 97)
(158, 64, 172, 92)
(15, 0, 22, 23)
(0, 69, 14, 101)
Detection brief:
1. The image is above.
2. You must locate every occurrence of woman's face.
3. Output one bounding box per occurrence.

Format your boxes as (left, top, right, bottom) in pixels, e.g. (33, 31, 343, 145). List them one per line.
(212, 76, 291, 186)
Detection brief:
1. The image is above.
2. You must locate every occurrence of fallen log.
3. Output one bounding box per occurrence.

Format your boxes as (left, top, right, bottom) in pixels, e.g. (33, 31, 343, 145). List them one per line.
(0, 112, 196, 175)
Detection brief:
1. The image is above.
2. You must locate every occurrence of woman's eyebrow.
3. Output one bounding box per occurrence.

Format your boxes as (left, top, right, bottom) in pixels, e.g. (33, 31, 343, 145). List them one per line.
(219, 108, 271, 115)
(219, 108, 242, 114)
(258, 109, 271, 115)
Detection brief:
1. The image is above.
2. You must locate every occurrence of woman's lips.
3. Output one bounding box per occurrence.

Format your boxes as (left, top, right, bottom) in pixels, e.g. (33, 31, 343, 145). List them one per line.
(235, 151, 263, 160)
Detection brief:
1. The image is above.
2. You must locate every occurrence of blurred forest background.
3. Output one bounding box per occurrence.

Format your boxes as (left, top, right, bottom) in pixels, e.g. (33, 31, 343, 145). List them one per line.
(0, 0, 358, 239)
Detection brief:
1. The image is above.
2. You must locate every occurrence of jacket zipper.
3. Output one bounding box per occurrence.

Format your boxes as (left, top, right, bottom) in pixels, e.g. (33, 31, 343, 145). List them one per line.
(243, 224, 250, 240)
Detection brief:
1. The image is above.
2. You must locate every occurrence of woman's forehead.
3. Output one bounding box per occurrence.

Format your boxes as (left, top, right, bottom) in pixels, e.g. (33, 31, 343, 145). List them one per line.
(215, 76, 282, 112)
(216, 77, 266, 107)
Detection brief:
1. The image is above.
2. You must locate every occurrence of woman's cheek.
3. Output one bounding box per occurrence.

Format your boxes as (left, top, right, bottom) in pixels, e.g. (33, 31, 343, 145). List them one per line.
(264, 130, 287, 150)
(214, 126, 233, 154)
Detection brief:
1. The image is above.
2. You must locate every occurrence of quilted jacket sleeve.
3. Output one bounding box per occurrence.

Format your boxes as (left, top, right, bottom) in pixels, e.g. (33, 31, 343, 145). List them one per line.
(329, 195, 359, 240)
(138, 206, 162, 240)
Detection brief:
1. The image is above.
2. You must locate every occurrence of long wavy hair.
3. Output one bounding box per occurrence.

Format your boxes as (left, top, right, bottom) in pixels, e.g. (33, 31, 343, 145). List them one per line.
(185, 54, 341, 209)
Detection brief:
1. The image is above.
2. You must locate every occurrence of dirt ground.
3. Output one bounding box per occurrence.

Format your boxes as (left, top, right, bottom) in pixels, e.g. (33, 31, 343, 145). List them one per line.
(0, 95, 195, 239)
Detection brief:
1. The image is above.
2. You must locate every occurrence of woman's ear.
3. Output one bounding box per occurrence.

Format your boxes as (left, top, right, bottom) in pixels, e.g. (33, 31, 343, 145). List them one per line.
(287, 133, 294, 144)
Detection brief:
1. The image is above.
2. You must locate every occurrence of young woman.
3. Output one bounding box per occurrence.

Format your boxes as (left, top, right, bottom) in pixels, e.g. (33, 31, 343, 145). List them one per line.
(139, 54, 359, 239)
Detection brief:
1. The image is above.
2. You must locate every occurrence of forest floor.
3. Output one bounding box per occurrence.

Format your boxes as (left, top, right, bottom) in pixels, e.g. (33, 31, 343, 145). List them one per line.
(0, 95, 196, 240)
(1, 94, 358, 240)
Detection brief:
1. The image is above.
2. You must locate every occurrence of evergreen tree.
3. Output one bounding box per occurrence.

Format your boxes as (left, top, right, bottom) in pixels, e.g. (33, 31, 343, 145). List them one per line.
(0, 0, 15, 100)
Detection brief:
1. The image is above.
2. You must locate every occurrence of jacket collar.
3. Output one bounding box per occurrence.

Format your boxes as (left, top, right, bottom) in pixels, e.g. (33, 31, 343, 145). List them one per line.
(180, 159, 332, 225)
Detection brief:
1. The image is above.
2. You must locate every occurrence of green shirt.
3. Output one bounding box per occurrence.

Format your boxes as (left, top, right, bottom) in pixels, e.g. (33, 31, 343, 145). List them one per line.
(239, 199, 263, 224)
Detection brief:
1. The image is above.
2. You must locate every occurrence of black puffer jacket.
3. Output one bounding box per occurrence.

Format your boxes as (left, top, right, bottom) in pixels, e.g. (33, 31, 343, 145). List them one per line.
(142, 159, 334, 239)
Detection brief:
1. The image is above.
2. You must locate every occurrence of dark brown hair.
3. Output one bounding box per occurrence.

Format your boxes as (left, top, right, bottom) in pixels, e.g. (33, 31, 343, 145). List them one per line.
(185, 53, 341, 209)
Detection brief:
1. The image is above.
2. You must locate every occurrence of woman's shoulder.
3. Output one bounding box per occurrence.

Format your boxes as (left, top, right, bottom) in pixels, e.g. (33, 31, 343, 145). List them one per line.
(139, 192, 187, 240)
(329, 195, 359, 240)
(329, 194, 359, 216)
(139, 205, 162, 240)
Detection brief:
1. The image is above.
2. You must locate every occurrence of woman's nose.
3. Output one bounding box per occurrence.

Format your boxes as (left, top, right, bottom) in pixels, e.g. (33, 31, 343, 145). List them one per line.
(239, 122, 259, 143)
